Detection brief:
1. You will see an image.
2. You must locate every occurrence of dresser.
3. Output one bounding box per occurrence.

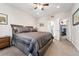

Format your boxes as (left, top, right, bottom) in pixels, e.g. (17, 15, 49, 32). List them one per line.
(0, 36, 11, 49)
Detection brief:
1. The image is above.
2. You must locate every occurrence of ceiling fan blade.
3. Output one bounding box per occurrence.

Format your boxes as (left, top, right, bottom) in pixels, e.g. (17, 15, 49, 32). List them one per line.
(34, 7, 37, 9)
(33, 3, 38, 4)
(43, 4, 49, 6)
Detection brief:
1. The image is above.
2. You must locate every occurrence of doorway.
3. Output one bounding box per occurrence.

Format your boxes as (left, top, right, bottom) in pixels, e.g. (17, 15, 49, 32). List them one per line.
(60, 21, 67, 40)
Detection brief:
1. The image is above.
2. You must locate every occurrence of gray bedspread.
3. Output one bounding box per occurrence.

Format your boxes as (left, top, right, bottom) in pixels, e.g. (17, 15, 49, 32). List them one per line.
(13, 32, 53, 56)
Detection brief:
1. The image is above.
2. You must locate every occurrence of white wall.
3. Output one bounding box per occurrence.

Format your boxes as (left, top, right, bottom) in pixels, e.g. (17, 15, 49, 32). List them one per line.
(53, 17, 60, 40)
(37, 17, 49, 32)
(66, 17, 72, 42)
(67, 4, 79, 51)
(0, 3, 36, 37)
(36, 12, 70, 40)
(54, 13, 68, 40)
(36, 15, 60, 40)
(37, 12, 68, 40)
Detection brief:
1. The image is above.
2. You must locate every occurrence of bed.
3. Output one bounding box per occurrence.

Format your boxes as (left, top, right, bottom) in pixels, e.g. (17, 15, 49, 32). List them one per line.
(11, 24, 54, 56)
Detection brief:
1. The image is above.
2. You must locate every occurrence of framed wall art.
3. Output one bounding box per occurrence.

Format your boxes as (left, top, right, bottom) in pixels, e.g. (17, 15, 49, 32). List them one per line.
(72, 8, 79, 26)
(0, 13, 8, 25)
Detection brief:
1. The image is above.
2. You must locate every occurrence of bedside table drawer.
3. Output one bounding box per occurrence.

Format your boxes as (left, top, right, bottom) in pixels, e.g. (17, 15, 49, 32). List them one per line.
(0, 38, 10, 43)
(0, 42, 10, 49)
(0, 36, 11, 49)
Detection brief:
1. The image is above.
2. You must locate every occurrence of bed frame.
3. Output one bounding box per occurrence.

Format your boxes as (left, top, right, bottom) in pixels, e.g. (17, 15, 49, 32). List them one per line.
(11, 24, 53, 56)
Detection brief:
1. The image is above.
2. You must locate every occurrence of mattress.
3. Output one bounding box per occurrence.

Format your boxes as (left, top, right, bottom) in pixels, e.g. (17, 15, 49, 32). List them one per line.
(13, 32, 53, 55)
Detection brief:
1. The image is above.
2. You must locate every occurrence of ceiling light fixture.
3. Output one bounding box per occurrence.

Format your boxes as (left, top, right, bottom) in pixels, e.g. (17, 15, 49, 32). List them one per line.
(32, 3, 49, 10)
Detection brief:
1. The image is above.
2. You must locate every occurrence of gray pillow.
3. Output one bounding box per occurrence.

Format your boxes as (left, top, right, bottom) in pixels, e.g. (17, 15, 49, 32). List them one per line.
(21, 27, 30, 32)
(17, 27, 24, 33)
(24, 26, 33, 32)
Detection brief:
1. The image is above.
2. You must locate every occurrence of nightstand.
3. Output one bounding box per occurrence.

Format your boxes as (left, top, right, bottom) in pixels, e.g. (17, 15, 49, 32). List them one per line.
(0, 36, 11, 49)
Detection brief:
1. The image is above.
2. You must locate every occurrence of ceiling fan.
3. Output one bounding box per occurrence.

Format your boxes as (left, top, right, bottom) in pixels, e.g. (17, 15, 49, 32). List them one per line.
(33, 3, 49, 10)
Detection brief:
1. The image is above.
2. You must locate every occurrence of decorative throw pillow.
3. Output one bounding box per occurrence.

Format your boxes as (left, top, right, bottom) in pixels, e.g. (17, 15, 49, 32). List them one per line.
(13, 27, 18, 33)
(21, 27, 30, 32)
(25, 26, 33, 32)
(24, 26, 37, 32)
(17, 27, 23, 33)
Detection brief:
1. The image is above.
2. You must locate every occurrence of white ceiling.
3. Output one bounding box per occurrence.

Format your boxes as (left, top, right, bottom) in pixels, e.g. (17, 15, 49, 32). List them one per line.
(7, 3, 74, 19)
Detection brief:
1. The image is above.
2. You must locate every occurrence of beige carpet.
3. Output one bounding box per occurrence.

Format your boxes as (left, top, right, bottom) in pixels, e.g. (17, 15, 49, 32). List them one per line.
(0, 46, 25, 56)
(0, 39, 79, 56)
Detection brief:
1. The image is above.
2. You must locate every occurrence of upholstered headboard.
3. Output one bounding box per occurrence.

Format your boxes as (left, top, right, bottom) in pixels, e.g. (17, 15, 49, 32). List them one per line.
(11, 24, 37, 34)
(11, 24, 24, 34)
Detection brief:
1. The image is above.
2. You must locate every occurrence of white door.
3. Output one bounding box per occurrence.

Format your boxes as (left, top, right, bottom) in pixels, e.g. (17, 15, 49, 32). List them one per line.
(47, 21, 54, 36)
